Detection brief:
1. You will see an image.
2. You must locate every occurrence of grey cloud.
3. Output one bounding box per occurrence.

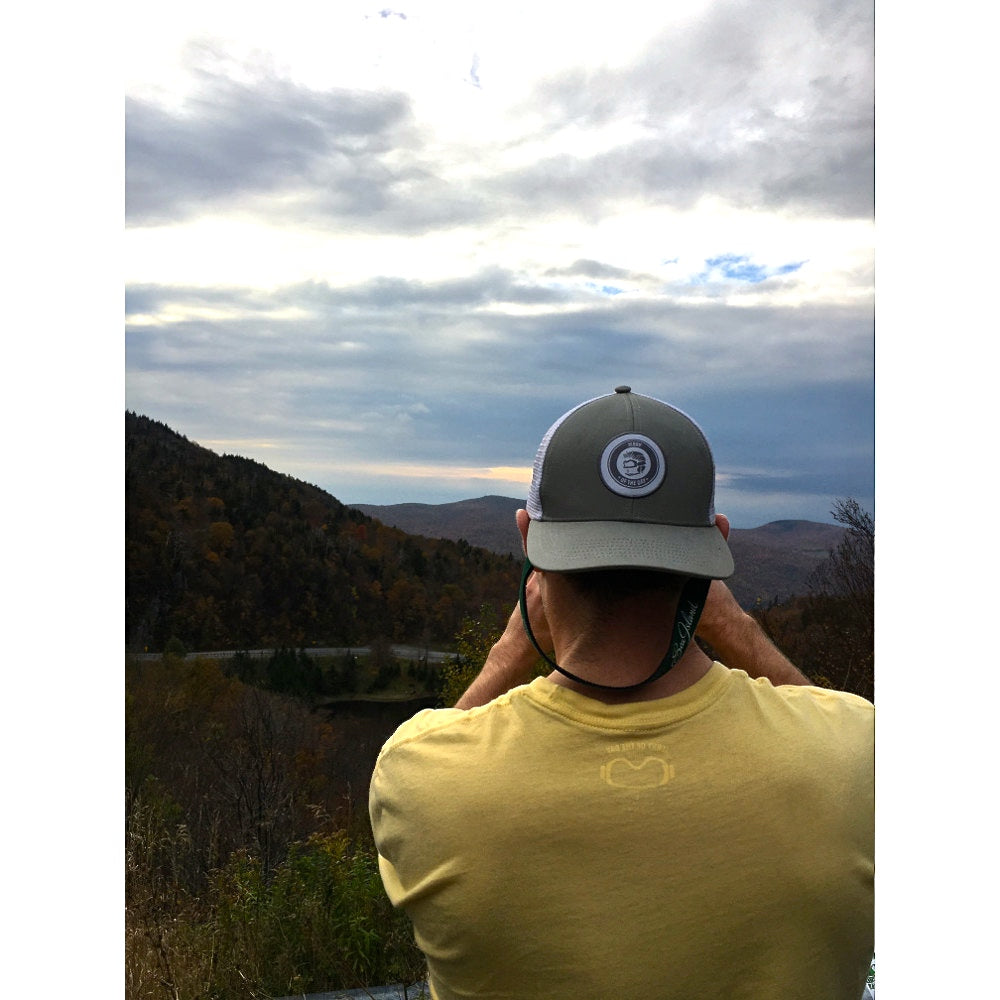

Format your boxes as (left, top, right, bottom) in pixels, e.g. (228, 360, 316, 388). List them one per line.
(490, 117, 871, 225)
(126, 271, 872, 450)
(126, 50, 415, 224)
(507, 0, 872, 218)
(126, 283, 277, 315)
(127, 272, 872, 377)
(125, 271, 574, 321)
(126, 73, 492, 234)
(544, 259, 648, 281)
(282, 270, 571, 309)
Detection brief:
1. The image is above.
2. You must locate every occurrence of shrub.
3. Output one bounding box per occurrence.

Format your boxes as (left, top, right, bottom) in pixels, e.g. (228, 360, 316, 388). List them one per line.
(210, 832, 423, 994)
(126, 830, 425, 999)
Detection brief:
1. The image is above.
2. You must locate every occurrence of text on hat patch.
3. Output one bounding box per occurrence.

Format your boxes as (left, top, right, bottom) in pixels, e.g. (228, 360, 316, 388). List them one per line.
(599, 433, 667, 497)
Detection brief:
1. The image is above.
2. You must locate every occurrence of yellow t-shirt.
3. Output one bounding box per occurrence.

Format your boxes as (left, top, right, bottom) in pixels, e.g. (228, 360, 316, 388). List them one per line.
(369, 663, 874, 999)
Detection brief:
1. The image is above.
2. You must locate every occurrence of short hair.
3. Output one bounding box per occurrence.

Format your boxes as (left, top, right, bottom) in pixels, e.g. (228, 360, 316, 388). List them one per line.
(555, 567, 687, 606)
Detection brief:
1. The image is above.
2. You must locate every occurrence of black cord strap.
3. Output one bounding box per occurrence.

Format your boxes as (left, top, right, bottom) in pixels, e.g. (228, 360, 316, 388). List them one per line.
(518, 558, 710, 692)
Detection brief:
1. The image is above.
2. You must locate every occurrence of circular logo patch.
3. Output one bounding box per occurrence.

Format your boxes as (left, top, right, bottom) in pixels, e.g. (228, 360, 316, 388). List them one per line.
(600, 434, 666, 497)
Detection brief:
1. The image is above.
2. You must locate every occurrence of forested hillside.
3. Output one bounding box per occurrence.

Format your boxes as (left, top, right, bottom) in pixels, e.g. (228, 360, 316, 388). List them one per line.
(125, 413, 520, 652)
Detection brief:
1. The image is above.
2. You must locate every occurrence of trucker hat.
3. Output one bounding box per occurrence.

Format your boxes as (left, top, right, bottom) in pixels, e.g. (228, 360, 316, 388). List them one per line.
(524, 386, 734, 579)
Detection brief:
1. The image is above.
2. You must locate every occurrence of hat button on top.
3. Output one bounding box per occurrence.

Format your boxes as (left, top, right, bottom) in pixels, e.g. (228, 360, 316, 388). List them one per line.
(615, 385, 631, 394)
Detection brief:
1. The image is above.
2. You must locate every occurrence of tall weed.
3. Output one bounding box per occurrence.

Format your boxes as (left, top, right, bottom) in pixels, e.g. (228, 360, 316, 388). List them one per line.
(126, 657, 425, 998)
(126, 825, 424, 999)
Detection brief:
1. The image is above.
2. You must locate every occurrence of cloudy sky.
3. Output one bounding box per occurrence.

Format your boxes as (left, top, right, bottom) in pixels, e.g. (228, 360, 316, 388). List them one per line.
(124, 0, 874, 527)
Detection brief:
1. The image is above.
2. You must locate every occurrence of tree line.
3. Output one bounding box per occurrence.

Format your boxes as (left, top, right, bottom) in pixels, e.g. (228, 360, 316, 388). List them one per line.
(751, 498, 874, 702)
(126, 412, 520, 653)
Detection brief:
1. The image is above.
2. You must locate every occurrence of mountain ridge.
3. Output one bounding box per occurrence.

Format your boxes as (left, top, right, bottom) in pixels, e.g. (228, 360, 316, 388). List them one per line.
(125, 413, 520, 652)
(350, 496, 846, 608)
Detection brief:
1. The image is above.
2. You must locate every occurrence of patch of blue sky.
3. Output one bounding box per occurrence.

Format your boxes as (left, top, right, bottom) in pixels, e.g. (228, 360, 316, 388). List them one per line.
(708, 254, 768, 282)
(585, 282, 625, 296)
(773, 261, 806, 276)
(691, 254, 806, 285)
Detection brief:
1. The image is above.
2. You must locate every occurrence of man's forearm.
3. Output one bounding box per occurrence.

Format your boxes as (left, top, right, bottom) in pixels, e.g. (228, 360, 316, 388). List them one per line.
(453, 636, 538, 709)
(705, 611, 809, 685)
(697, 582, 811, 686)
(455, 571, 551, 710)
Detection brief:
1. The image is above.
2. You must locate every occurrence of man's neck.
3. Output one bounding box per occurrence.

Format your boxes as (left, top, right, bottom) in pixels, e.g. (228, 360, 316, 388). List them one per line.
(538, 569, 716, 704)
(545, 641, 715, 705)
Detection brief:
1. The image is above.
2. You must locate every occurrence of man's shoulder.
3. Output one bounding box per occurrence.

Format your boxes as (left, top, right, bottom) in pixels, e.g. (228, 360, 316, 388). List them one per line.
(377, 685, 530, 759)
(724, 670, 874, 745)
(778, 681, 874, 717)
(380, 705, 466, 751)
(728, 668, 873, 712)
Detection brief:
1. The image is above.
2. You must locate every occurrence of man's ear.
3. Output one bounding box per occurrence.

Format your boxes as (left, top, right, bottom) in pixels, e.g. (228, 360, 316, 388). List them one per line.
(516, 508, 531, 554)
(714, 512, 731, 542)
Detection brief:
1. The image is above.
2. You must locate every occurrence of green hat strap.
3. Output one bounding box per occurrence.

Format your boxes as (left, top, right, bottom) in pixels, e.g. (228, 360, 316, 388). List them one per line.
(518, 558, 710, 692)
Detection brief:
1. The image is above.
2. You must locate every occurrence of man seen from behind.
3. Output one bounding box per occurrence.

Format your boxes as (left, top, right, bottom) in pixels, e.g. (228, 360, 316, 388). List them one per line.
(369, 386, 875, 999)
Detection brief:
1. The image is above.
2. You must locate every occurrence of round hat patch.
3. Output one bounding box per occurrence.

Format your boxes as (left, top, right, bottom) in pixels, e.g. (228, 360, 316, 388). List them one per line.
(600, 434, 666, 497)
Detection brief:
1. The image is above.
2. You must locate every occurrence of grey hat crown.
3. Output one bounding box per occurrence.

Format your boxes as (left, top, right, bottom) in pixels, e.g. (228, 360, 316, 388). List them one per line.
(525, 387, 734, 579)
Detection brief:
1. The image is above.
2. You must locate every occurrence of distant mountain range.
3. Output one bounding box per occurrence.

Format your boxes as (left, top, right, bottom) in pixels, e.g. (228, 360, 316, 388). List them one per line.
(350, 496, 846, 608)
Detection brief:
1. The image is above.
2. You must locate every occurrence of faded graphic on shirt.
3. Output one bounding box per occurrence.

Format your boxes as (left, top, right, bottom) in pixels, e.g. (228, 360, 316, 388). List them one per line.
(600, 740, 675, 788)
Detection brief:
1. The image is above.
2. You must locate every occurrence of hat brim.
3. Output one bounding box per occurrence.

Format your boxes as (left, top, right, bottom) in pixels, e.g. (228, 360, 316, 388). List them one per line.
(526, 519, 735, 579)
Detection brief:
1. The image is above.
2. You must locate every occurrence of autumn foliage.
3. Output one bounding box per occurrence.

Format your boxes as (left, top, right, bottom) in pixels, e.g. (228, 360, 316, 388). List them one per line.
(752, 498, 875, 702)
(126, 412, 520, 652)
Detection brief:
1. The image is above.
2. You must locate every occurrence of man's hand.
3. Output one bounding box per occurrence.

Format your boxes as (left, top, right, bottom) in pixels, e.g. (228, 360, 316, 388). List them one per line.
(696, 514, 811, 687)
(519, 566, 552, 654)
(695, 514, 746, 655)
(453, 568, 550, 710)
